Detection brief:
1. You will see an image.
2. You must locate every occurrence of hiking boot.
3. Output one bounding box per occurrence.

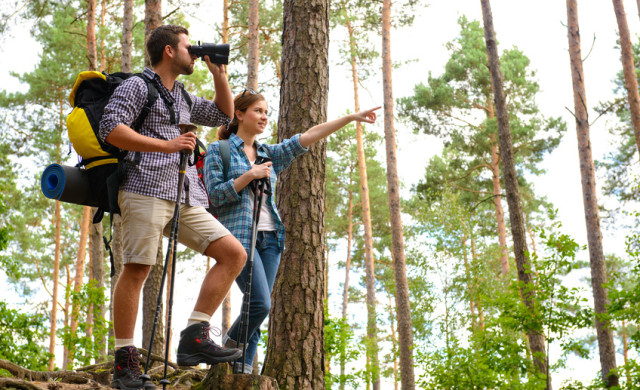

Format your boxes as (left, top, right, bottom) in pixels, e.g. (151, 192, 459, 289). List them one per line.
(176, 321, 242, 366)
(111, 346, 143, 390)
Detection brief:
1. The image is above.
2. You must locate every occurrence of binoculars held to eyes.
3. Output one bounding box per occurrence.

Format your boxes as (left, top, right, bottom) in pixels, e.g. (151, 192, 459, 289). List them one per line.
(189, 42, 230, 65)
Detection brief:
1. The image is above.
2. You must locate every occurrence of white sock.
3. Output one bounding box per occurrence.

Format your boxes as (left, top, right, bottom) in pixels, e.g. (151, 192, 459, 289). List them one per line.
(115, 338, 135, 349)
(187, 310, 211, 327)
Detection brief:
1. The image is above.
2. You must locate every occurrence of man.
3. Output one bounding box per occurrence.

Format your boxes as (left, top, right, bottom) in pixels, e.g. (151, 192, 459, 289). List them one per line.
(99, 25, 247, 390)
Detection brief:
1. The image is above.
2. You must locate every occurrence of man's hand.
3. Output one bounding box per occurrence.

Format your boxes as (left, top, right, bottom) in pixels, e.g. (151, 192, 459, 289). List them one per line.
(204, 56, 226, 79)
(164, 132, 197, 154)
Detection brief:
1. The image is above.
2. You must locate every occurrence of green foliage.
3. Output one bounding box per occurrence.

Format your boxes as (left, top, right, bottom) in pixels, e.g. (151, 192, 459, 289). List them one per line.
(0, 300, 51, 370)
(324, 310, 362, 389)
(58, 280, 110, 368)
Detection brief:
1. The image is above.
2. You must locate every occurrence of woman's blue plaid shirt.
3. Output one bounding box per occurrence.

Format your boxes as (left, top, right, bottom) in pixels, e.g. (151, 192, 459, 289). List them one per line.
(203, 132, 308, 251)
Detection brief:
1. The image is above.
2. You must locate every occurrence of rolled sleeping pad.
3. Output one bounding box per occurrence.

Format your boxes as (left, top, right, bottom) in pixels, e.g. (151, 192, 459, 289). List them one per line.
(41, 164, 100, 207)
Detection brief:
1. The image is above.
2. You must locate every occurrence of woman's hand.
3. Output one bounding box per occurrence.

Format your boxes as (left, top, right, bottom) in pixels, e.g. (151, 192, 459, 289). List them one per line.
(350, 106, 381, 124)
(248, 161, 273, 180)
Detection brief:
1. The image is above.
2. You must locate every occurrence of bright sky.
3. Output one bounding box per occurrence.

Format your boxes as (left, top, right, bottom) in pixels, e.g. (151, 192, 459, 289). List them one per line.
(1, 0, 639, 387)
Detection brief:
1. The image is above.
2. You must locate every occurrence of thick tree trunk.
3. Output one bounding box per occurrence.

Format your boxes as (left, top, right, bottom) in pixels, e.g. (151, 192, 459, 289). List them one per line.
(262, 0, 329, 387)
(247, 0, 260, 90)
(381, 1, 416, 389)
(345, 11, 380, 390)
(121, 0, 134, 72)
(566, 1, 619, 387)
(480, 0, 550, 387)
(48, 199, 62, 371)
(67, 206, 92, 368)
(612, 0, 640, 156)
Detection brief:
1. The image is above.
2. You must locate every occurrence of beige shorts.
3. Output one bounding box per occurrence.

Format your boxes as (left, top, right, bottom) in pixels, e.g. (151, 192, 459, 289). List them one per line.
(118, 191, 231, 265)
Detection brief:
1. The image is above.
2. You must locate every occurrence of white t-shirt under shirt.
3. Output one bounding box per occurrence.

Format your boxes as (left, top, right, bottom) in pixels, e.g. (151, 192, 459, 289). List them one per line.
(249, 160, 276, 232)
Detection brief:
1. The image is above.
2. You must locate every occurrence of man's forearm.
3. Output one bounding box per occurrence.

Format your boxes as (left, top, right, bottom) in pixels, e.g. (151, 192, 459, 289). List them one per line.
(212, 69, 234, 118)
(105, 124, 169, 153)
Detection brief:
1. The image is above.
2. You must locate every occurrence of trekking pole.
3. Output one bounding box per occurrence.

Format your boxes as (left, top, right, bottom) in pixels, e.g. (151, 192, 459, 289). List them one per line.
(234, 157, 271, 374)
(141, 124, 195, 390)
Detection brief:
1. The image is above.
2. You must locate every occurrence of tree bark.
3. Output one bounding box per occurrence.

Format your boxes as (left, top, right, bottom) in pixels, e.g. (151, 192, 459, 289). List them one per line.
(67, 206, 92, 368)
(480, 0, 550, 387)
(86, 0, 97, 71)
(142, 246, 165, 358)
(121, 0, 134, 73)
(566, 1, 619, 386)
(612, 0, 640, 156)
(339, 191, 354, 390)
(381, 1, 416, 389)
(345, 8, 380, 389)
(48, 199, 62, 371)
(247, 0, 260, 90)
(262, 0, 329, 387)
(89, 217, 106, 360)
(144, 0, 162, 67)
(109, 214, 124, 352)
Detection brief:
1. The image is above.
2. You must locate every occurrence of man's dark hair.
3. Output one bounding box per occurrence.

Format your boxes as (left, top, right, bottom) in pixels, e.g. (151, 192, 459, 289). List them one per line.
(146, 25, 189, 66)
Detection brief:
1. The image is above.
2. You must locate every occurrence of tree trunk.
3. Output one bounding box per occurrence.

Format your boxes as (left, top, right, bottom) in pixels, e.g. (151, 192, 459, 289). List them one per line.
(612, 0, 640, 156)
(566, 1, 619, 386)
(67, 206, 92, 368)
(99, 0, 106, 71)
(339, 191, 354, 390)
(142, 246, 165, 358)
(622, 320, 631, 384)
(262, 0, 329, 387)
(89, 216, 106, 360)
(247, 0, 260, 90)
(121, 0, 134, 72)
(109, 214, 124, 352)
(62, 264, 72, 368)
(480, 0, 550, 387)
(381, 1, 415, 389)
(48, 200, 62, 371)
(144, 0, 162, 67)
(86, 0, 97, 71)
(489, 126, 509, 275)
(345, 9, 380, 389)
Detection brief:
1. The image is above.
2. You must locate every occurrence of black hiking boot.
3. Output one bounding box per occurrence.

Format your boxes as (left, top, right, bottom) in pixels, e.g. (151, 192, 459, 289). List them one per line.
(176, 321, 242, 366)
(111, 346, 143, 390)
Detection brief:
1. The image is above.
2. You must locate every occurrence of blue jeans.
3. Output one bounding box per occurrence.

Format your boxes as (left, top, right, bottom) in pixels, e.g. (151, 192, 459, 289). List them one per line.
(227, 231, 281, 366)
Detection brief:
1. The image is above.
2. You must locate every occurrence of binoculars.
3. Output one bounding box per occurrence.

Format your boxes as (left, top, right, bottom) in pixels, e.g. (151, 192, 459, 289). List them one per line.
(189, 42, 230, 65)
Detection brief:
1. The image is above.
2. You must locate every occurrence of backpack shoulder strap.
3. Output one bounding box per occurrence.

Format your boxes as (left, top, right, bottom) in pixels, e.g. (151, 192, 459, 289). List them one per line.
(132, 73, 159, 131)
(181, 88, 193, 111)
(219, 139, 230, 182)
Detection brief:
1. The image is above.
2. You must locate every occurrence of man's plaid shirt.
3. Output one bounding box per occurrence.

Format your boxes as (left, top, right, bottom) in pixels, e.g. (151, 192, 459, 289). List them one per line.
(203, 132, 308, 251)
(99, 67, 231, 207)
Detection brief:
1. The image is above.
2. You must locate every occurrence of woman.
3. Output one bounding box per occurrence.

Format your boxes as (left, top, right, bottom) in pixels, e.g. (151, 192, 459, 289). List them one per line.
(203, 89, 379, 372)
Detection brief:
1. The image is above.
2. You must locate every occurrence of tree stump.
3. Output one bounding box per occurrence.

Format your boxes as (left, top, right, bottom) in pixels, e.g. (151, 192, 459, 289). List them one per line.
(198, 364, 278, 390)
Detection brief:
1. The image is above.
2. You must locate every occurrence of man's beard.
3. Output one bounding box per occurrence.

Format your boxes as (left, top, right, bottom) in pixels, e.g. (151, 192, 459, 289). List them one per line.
(175, 58, 194, 75)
